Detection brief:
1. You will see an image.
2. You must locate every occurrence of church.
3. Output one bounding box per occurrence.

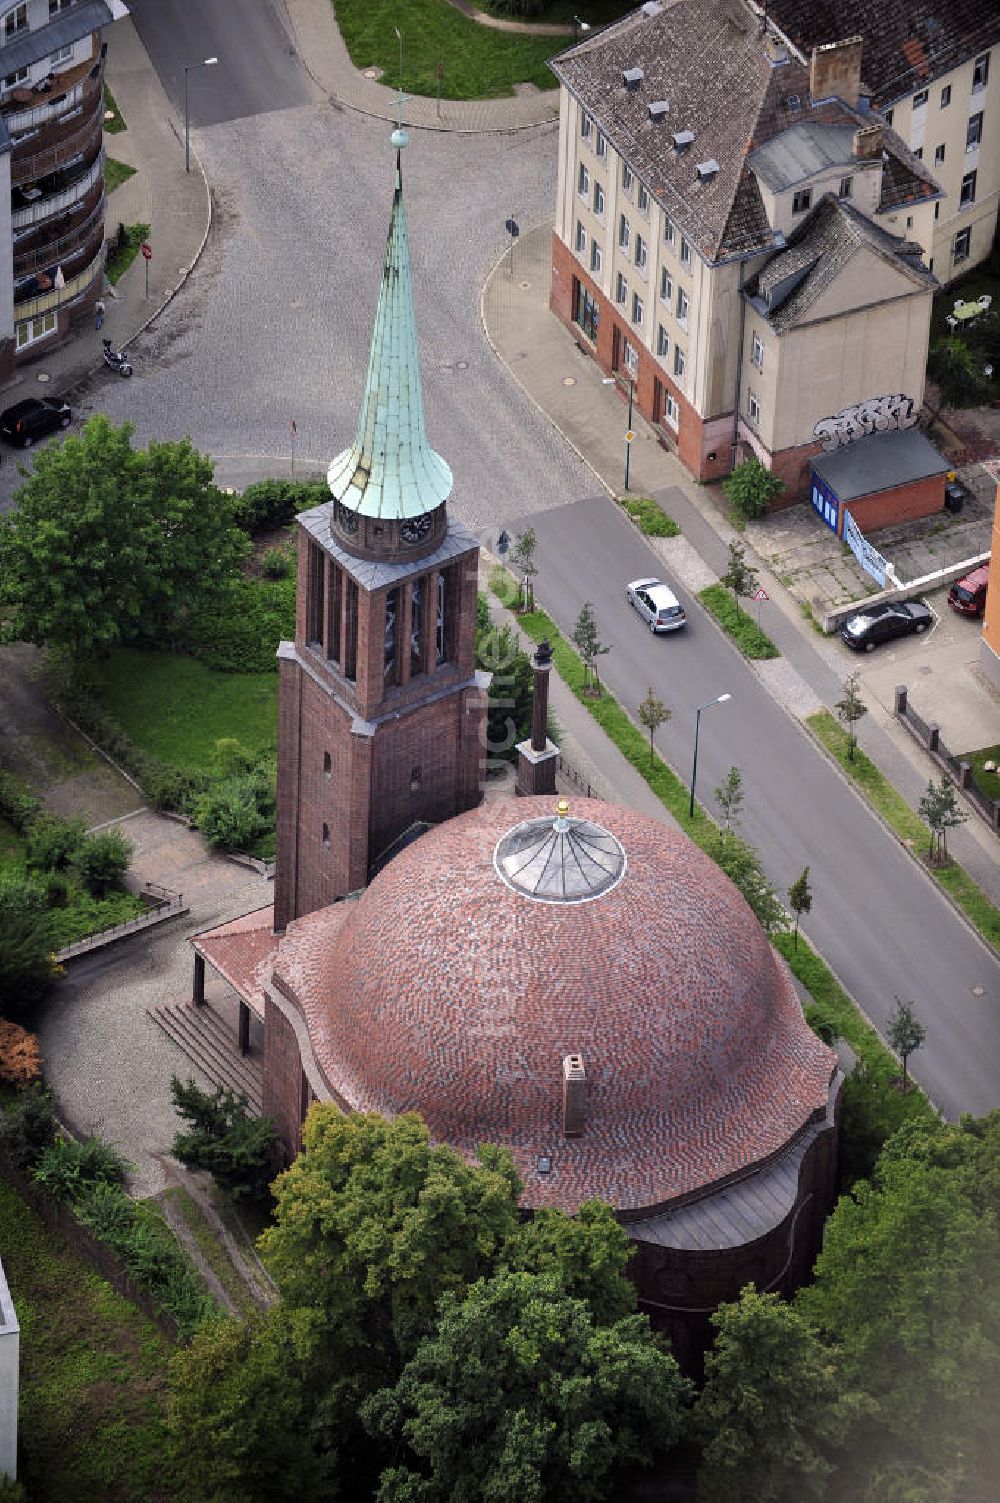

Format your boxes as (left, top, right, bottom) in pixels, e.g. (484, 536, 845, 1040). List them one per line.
(190, 124, 841, 1370)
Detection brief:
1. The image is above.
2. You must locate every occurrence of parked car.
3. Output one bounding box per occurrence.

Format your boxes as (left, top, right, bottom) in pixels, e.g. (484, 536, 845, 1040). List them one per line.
(948, 562, 989, 618)
(0, 396, 71, 447)
(839, 599, 933, 652)
(626, 577, 687, 633)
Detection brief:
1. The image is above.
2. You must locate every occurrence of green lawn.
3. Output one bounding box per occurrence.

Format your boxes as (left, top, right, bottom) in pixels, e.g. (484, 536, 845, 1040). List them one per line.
(91, 649, 277, 773)
(480, 0, 631, 22)
(102, 81, 126, 133)
(106, 222, 150, 286)
(1, 1174, 175, 1502)
(618, 495, 681, 537)
(105, 157, 136, 194)
(334, 0, 560, 97)
(962, 742, 1000, 804)
(699, 583, 780, 660)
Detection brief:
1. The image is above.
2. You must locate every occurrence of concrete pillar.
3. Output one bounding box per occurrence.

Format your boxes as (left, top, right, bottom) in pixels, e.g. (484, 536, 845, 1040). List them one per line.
(516, 639, 558, 796)
(959, 762, 973, 790)
(928, 724, 940, 753)
(193, 952, 205, 1006)
(894, 684, 908, 716)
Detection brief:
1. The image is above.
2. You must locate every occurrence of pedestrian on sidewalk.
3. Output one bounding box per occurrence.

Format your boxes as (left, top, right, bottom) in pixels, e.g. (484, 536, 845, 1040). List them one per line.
(95, 298, 106, 330)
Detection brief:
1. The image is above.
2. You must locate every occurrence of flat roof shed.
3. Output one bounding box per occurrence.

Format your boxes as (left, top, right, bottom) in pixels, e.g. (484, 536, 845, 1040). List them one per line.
(811, 426, 949, 502)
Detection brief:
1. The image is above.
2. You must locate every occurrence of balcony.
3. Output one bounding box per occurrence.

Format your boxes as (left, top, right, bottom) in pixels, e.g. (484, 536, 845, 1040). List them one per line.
(10, 98, 102, 186)
(11, 143, 103, 230)
(13, 184, 104, 279)
(1, 44, 102, 133)
(14, 239, 104, 321)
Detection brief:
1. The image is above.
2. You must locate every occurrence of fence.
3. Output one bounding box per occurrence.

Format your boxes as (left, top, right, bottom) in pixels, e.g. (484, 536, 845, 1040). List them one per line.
(56, 884, 187, 963)
(894, 685, 1000, 835)
(556, 753, 603, 801)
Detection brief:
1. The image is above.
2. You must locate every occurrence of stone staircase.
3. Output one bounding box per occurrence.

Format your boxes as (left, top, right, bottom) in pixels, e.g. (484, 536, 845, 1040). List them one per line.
(148, 1000, 263, 1115)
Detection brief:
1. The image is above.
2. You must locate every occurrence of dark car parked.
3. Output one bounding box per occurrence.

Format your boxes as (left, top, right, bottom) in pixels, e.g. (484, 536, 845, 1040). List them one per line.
(948, 563, 989, 618)
(840, 599, 933, 652)
(0, 396, 71, 447)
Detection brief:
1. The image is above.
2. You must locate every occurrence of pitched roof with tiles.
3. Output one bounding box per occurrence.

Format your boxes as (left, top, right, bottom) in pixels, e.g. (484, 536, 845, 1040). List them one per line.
(192, 905, 279, 1019)
(762, 0, 1000, 106)
(271, 797, 835, 1216)
(748, 192, 936, 331)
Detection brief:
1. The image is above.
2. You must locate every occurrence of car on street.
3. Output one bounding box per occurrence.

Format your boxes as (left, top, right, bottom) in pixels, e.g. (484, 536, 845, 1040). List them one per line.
(839, 599, 933, 652)
(0, 396, 72, 447)
(626, 576, 687, 633)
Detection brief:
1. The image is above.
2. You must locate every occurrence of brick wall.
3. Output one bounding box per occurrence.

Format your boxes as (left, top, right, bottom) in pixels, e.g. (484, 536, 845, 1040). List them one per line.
(262, 995, 306, 1161)
(843, 472, 945, 534)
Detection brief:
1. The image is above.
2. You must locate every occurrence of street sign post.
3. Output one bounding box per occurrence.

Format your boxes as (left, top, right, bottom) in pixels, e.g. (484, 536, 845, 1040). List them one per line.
(140, 240, 152, 299)
(752, 585, 768, 630)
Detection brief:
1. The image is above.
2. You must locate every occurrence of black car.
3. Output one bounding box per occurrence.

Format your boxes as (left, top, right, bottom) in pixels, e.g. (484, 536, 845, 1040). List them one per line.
(839, 599, 933, 652)
(0, 396, 72, 447)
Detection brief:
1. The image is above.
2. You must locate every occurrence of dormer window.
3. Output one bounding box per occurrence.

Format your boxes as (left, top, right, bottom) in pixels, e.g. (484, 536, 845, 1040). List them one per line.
(672, 129, 694, 152)
(696, 159, 719, 183)
(648, 101, 668, 122)
(792, 188, 812, 214)
(623, 67, 644, 89)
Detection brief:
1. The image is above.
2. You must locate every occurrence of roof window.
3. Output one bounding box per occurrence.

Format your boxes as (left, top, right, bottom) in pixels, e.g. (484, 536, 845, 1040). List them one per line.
(623, 67, 644, 88)
(672, 129, 694, 152)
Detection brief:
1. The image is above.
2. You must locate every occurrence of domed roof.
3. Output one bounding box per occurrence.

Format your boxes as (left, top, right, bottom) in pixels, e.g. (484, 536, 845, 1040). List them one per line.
(273, 798, 835, 1214)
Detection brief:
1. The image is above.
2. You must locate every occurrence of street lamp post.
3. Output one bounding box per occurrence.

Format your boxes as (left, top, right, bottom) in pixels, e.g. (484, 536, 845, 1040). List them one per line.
(184, 56, 218, 173)
(601, 372, 636, 492)
(689, 693, 732, 818)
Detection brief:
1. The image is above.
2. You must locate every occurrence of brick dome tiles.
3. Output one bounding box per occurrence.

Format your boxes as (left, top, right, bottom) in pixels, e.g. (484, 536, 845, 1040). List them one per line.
(271, 798, 835, 1215)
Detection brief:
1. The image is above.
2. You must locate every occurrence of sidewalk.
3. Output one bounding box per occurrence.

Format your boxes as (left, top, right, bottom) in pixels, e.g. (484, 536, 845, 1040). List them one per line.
(481, 220, 1000, 903)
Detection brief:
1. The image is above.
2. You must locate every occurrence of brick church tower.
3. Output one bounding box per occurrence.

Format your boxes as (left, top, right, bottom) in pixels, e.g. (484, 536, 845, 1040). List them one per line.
(273, 128, 488, 932)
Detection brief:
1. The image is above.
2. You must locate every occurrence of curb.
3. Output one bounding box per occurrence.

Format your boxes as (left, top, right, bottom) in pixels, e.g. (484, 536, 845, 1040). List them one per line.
(121, 141, 213, 354)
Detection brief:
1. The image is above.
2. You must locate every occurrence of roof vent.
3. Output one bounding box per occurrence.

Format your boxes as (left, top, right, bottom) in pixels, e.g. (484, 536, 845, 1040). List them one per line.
(623, 66, 644, 88)
(562, 1054, 588, 1137)
(648, 100, 669, 121)
(641, 1, 663, 14)
(672, 129, 694, 152)
(784, 93, 802, 112)
(696, 158, 720, 181)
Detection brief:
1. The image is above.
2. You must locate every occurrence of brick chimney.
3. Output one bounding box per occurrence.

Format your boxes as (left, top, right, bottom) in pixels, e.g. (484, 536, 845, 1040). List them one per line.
(810, 36, 864, 108)
(853, 122, 884, 159)
(562, 1054, 587, 1136)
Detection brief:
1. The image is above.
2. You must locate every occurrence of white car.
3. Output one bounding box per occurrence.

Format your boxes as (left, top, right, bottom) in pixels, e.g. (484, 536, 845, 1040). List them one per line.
(626, 577, 687, 633)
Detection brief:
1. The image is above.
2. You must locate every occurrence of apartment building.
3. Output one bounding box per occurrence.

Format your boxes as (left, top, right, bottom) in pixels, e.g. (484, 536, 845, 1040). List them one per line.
(550, 0, 996, 498)
(0, 0, 125, 377)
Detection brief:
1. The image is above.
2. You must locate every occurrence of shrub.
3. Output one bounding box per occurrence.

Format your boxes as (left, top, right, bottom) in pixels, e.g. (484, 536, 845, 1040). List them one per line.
(231, 479, 327, 536)
(0, 1019, 43, 1086)
(261, 546, 293, 579)
(618, 495, 681, 537)
(72, 828, 133, 896)
(26, 812, 87, 872)
(928, 336, 990, 408)
(0, 1087, 57, 1169)
(171, 1076, 279, 1203)
(31, 1135, 131, 1201)
(0, 897, 58, 1013)
(193, 772, 273, 852)
(837, 1061, 933, 1188)
(183, 575, 295, 672)
(699, 583, 780, 659)
(0, 772, 41, 834)
(723, 457, 786, 520)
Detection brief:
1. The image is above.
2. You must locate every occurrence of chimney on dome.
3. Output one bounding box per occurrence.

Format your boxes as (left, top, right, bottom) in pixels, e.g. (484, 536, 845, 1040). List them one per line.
(853, 122, 883, 158)
(563, 1054, 588, 1136)
(809, 36, 863, 108)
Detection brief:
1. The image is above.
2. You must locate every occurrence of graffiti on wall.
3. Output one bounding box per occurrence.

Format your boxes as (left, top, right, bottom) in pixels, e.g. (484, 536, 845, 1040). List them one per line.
(812, 393, 919, 453)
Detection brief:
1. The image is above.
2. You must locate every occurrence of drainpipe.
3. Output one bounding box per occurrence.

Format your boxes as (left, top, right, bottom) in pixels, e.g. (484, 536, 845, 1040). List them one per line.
(731, 256, 749, 472)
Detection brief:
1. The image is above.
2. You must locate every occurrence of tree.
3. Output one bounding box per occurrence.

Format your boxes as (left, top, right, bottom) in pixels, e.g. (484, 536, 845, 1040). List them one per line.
(837, 1061, 933, 1188)
(706, 829, 787, 935)
(0, 894, 57, 1014)
(476, 621, 535, 764)
(501, 1199, 637, 1326)
(72, 828, 133, 897)
(887, 998, 926, 1091)
(835, 671, 868, 761)
(361, 1270, 692, 1503)
(511, 526, 538, 610)
(170, 1077, 279, 1204)
(25, 812, 87, 872)
(917, 775, 968, 865)
(928, 336, 990, 410)
(788, 866, 812, 950)
(638, 686, 670, 762)
(723, 457, 786, 520)
(694, 1287, 851, 1503)
(193, 774, 272, 852)
(0, 416, 247, 658)
(721, 539, 758, 613)
(572, 601, 610, 691)
(714, 765, 745, 834)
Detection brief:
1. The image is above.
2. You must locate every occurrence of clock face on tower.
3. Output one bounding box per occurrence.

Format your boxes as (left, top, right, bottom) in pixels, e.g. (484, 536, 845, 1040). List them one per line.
(400, 513, 433, 546)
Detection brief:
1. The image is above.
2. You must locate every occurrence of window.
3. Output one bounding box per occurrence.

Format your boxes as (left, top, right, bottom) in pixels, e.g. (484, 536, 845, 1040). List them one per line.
(929, 257, 934, 273)
(634, 232, 647, 271)
(935, 200, 940, 219)
(323, 751, 332, 779)
(673, 345, 685, 380)
(663, 391, 680, 430)
(676, 286, 689, 325)
(913, 147, 923, 160)
(967, 112, 983, 151)
(751, 330, 764, 369)
(960, 170, 977, 207)
(3, 64, 27, 87)
(912, 88, 928, 109)
(595, 129, 607, 157)
(385, 587, 399, 682)
(575, 281, 600, 341)
(49, 0, 73, 13)
(906, 214, 913, 228)
(615, 270, 628, 305)
(575, 221, 587, 254)
(578, 162, 590, 197)
(884, 108, 894, 126)
(679, 235, 691, 267)
(619, 213, 630, 250)
(953, 227, 971, 264)
(637, 183, 649, 214)
(623, 339, 638, 377)
(839, 175, 853, 198)
(748, 389, 760, 424)
(436, 572, 447, 665)
(934, 143, 946, 164)
(940, 84, 951, 108)
(659, 266, 673, 303)
(15, 310, 56, 350)
(972, 52, 990, 92)
(631, 291, 644, 326)
(2, 4, 26, 39)
(322, 823, 330, 848)
(49, 44, 73, 65)
(580, 110, 593, 140)
(792, 188, 812, 213)
(593, 181, 605, 216)
(590, 240, 602, 275)
(622, 162, 634, 193)
(664, 217, 676, 247)
(657, 323, 669, 357)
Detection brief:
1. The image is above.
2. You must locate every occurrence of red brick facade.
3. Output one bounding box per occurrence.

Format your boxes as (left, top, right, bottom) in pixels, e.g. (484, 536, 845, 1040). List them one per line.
(838, 472, 945, 534)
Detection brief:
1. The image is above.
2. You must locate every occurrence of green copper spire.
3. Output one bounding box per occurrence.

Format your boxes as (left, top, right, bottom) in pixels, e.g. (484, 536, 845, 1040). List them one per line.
(327, 137, 453, 521)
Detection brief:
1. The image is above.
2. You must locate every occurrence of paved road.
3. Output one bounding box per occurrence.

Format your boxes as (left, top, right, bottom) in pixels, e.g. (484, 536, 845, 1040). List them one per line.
(125, 0, 314, 125)
(517, 496, 1000, 1121)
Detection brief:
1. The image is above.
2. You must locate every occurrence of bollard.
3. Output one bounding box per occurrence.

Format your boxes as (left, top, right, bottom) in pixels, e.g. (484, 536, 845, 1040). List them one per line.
(894, 684, 908, 716)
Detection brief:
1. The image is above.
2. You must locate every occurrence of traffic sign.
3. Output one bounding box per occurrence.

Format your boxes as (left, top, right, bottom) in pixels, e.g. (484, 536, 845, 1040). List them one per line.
(752, 586, 769, 601)
(140, 242, 152, 260)
(625, 430, 635, 443)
